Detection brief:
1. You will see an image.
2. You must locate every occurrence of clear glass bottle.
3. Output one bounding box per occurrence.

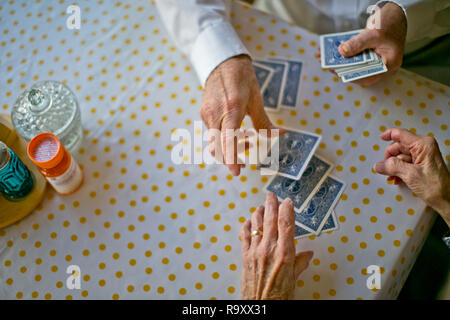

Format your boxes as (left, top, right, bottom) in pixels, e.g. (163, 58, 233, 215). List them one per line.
(11, 80, 83, 154)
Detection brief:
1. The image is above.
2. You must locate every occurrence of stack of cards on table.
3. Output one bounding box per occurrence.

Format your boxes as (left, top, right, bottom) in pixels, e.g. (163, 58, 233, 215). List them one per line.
(252, 57, 303, 111)
(262, 128, 346, 239)
(320, 30, 387, 83)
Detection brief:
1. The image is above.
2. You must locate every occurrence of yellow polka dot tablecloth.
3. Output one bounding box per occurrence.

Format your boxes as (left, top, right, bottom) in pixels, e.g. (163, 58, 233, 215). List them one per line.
(0, 0, 449, 300)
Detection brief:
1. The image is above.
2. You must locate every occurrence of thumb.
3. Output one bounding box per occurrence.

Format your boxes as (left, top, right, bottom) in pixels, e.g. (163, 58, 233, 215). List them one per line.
(247, 93, 286, 138)
(248, 93, 274, 131)
(294, 250, 313, 279)
(374, 157, 414, 180)
(339, 29, 378, 57)
(221, 114, 245, 176)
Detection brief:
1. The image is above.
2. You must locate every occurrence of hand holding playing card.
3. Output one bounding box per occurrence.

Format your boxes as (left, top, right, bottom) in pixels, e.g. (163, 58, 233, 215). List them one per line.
(200, 54, 279, 176)
(338, 2, 406, 86)
(240, 193, 313, 299)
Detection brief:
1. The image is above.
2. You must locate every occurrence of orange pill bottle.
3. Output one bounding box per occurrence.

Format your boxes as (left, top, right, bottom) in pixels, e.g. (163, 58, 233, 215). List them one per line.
(27, 132, 83, 195)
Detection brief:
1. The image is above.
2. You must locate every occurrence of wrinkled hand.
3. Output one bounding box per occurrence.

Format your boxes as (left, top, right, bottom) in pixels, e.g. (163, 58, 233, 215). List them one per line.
(240, 193, 313, 299)
(337, 2, 407, 85)
(200, 55, 280, 176)
(374, 128, 450, 226)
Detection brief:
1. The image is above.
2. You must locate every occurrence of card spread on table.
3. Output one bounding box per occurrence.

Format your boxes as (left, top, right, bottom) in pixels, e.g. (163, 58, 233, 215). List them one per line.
(265, 154, 333, 213)
(294, 224, 312, 239)
(262, 128, 321, 180)
(294, 176, 345, 235)
(320, 29, 387, 83)
(253, 62, 274, 94)
(321, 210, 339, 234)
(295, 210, 339, 239)
(253, 57, 303, 111)
(268, 58, 303, 109)
(253, 60, 288, 111)
(260, 123, 345, 238)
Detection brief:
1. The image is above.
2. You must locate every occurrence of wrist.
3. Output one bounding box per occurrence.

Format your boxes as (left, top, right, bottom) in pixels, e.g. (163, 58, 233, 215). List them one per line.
(375, 2, 407, 42)
(207, 54, 251, 80)
(427, 172, 450, 227)
(431, 199, 450, 228)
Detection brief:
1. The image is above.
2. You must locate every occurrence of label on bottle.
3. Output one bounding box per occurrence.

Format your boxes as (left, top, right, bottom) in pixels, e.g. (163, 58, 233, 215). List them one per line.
(47, 156, 83, 194)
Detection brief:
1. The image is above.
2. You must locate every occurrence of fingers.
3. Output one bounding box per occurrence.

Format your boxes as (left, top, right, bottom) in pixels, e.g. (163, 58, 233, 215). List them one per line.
(262, 192, 279, 242)
(250, 205, 264, 248)
(247, 90, 286, 140)
(396, 154, 412, 162)
(222, 112, 245, 176)
(374, 156, 414, 181)
(380, 128, 420, 146)
(338, 29, 379, 57)
(277, 198, 295, 248)
(248, 92, 273, 131)
(240, 220, 251, 253)
(294, 251, 313, 279)
(384, 142, 411, 161)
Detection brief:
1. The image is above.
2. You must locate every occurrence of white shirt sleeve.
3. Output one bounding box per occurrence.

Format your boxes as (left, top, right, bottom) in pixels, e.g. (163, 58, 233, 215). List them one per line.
(377, 0, 450, 43)
(155, 0, 250, 85)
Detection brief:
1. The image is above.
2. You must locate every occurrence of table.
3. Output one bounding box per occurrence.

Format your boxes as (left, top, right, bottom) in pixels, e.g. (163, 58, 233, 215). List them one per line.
(0, 0, 448, 300)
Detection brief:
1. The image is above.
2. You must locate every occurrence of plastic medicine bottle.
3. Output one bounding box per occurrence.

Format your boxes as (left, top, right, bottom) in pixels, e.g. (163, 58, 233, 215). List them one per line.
(27, 133, 83, 195)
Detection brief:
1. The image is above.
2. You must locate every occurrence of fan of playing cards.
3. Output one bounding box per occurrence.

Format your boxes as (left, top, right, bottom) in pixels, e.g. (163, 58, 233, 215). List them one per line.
(320, 30, 387, 83)
(251, 57, 346, 239)
(261, 129, 346, 239)
(253, 57, 303, 111)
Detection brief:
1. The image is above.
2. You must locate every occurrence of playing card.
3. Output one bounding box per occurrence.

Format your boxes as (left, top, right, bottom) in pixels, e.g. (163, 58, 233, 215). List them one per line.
(295, 210, 338, 239)
(334, 52, 381, 75)
(253, 60, 288, 112)
(295, 224, 313, 239)
(261, 128, 321, 180)
(253, 62, 274, 94)
(264, 154, 333, 213)
(268, 58, 303, 109)
(294, 176, 346, 235)
(341, 64, 388, 83)
(320, 210, 339, 234)
(320, 30, 372, 69)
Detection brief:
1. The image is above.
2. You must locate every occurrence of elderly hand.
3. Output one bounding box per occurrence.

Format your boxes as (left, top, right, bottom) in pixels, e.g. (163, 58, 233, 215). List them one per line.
(374, 128, 450, 226)
(337, 2, 407, 86)
(240, 192, 313, 299)
(200, 55, 279, 176)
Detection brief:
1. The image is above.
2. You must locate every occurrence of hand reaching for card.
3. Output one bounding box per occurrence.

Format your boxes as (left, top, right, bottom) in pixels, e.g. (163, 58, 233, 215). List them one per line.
(200, 54, 278, 176)
(337, 2, 406, 85)
(240, 193, 313, 299)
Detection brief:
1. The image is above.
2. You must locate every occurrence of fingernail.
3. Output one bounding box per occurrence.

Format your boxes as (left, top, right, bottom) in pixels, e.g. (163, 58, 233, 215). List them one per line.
(340, 43, 349, 55)
(373, 161, 384, 173)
